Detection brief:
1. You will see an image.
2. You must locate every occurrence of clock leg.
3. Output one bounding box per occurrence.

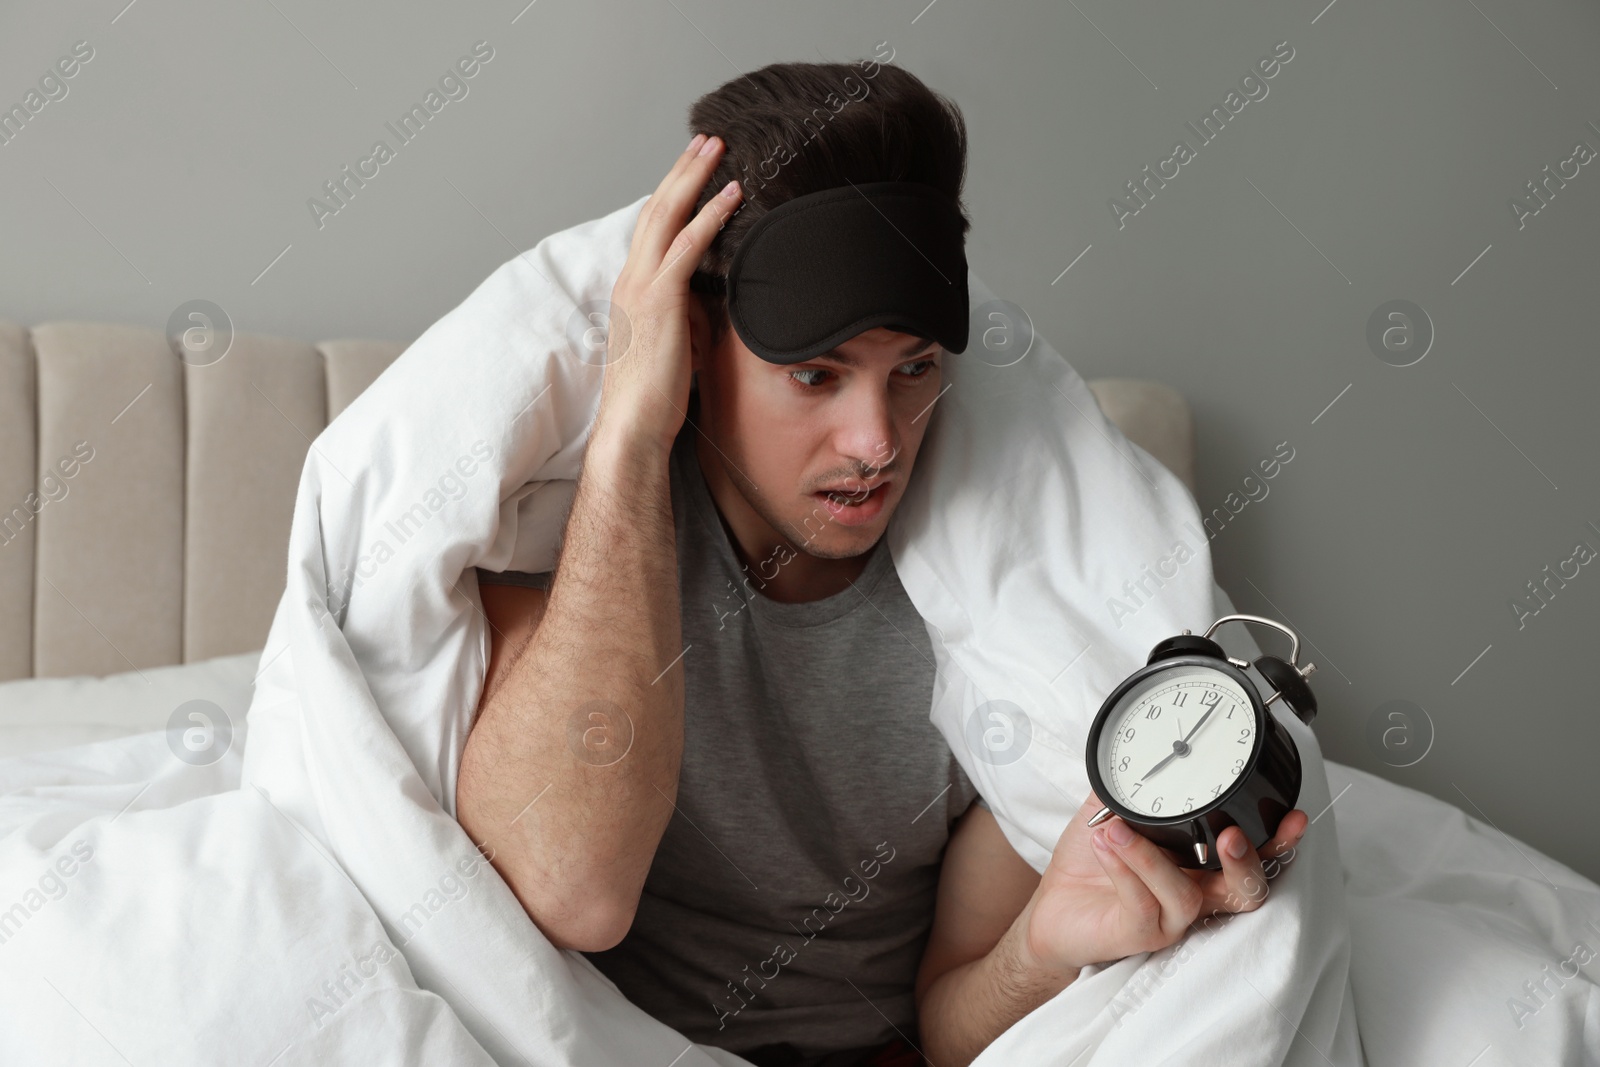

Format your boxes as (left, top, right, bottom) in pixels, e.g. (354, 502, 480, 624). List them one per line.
(1186, 818, 1222, 871)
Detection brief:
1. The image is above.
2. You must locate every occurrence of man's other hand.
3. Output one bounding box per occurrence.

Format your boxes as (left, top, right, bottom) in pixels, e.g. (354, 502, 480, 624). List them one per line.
(1019, 791, 1309, 976)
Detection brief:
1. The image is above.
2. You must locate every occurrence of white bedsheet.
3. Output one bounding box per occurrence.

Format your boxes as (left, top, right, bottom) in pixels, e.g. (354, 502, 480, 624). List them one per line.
(1, 195, 1595, 1066)
(0, 650, 259, 762)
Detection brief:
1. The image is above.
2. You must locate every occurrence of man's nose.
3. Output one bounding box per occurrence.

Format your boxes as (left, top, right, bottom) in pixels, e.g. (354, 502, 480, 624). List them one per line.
(835, 386, 899, 474)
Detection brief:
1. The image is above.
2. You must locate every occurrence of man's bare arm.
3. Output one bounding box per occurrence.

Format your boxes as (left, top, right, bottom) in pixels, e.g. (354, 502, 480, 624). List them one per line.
(457, 425, 682, 952)
(915, 804, 1070, 1065)
(455, 132, 743, 952)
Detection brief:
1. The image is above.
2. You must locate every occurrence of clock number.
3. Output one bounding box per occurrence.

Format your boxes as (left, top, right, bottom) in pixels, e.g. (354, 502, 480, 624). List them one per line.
(1172, 691, 1188, 707)
(1122, 727, 1136, 742)
(1210, 784, 1223, 797)
(1151, 797, 1163, 813)
(1226, 704, 1235, 719)
(1145, 706, 1162, 720)
(1201, 690, 1220, 707)
(1238, 728, 1251, 743)
(1129, 782, 1143, 796)
(1119, 756, 1130, 771)
(1231, 757, 1245, 774)
(1184, 796, 1194, 808)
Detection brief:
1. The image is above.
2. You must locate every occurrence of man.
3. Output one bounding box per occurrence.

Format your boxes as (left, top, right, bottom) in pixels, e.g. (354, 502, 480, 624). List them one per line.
(456, 61, 1307, 1067)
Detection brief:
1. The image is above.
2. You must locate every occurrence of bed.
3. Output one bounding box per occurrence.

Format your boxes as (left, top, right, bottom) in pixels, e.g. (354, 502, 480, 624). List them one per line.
(1, 282, 1595, 1066)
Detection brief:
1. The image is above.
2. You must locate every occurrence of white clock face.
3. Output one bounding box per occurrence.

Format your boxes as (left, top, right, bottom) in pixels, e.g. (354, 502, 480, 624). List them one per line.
(1097, 666, 1257, 819)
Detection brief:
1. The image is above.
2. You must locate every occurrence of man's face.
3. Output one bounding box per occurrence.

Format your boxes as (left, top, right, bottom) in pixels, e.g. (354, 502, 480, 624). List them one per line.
(690, 316, 943, 562)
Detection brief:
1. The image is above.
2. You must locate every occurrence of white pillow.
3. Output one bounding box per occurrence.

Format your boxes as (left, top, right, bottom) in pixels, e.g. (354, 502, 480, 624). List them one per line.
(0, 651, 261, 761)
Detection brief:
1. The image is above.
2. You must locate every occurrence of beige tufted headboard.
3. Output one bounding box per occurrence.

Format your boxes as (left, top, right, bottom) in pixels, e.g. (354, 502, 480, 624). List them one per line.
(0, 321, 406, 682)
(0, 320, 1195, 682)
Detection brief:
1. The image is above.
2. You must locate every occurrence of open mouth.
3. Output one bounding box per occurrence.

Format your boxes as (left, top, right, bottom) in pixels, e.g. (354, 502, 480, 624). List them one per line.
(813, 483, 889, 523)
(819, 484, 881, 506)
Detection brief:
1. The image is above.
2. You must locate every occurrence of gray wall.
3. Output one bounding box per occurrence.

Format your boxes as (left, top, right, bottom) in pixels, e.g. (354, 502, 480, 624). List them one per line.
(2, 0, 1596, 881)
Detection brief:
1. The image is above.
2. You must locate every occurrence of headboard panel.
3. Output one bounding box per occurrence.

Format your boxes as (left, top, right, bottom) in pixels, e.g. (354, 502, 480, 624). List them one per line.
(0, 322, 36, 682)
(0, 320, 406, 682)
(182, 331, 326, 664)
(0, 319, 1193, 682)
(34, 322, 187, 680)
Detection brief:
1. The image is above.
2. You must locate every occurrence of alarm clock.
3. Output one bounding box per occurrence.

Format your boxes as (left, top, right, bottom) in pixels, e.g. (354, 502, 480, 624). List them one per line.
(1084, 613, 1318, 870)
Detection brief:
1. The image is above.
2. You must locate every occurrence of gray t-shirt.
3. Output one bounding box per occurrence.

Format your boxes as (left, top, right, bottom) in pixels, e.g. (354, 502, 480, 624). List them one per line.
(476, 418, 982, 1060)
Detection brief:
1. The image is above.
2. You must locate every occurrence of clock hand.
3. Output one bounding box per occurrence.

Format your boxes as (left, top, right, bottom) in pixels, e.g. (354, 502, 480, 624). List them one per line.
(1139, 744, 1183, 782)
(1138, 702, 1221, 783)
(1180, 702, 1217, 745)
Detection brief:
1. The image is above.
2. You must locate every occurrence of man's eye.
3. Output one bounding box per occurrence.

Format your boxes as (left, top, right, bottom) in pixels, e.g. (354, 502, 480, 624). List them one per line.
(789, 368, 831, 388)
(787, 359, 936, 391)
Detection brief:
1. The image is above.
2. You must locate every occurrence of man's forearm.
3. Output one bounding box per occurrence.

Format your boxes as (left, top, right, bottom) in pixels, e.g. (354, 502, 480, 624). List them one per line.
(920, 915, 1080, 1066)
(457, 413, 685, 949)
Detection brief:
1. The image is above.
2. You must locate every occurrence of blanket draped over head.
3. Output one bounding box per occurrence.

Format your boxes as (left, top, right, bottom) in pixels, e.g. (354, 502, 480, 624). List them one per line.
(243, 194, 1359, 1064)
(2, 195, 1597, 1067)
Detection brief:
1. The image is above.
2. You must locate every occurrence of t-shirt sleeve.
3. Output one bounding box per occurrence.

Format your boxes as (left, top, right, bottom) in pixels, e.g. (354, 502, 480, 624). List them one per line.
(475, 566, 552, 590)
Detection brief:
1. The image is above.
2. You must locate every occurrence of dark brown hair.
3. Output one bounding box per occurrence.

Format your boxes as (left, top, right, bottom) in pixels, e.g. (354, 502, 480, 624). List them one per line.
(687, 59, 970, 345)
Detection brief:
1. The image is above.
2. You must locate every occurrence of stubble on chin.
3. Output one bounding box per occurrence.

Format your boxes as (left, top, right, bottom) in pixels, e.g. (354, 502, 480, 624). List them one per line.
(720, 445, 885, 563)
(783, 498, 887, 561)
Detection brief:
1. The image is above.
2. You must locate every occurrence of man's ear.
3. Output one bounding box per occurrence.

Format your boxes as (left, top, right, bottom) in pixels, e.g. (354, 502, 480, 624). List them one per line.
(686, 296, 711, 375)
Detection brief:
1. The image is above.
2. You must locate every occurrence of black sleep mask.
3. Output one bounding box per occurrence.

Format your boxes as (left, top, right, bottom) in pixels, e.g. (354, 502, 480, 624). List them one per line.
(690, 181, 970, 365)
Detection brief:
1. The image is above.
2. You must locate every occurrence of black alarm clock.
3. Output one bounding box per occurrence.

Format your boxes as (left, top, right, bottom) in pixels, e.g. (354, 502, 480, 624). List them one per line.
(1084, 613, 1318, 870)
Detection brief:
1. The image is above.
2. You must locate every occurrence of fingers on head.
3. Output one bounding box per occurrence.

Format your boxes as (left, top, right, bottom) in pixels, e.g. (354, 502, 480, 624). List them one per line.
(645, 134, 710, 215)
(658, 182, 742, 283)
(638, 137, 726, 263)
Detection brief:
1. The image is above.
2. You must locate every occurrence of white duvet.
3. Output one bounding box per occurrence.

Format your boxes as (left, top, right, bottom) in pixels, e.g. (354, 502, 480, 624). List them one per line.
(1, 195, 1596, 1066)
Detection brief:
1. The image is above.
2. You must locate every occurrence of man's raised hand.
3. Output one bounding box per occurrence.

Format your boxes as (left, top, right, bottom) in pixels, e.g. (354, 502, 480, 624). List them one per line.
(595, 133, 743, 455)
